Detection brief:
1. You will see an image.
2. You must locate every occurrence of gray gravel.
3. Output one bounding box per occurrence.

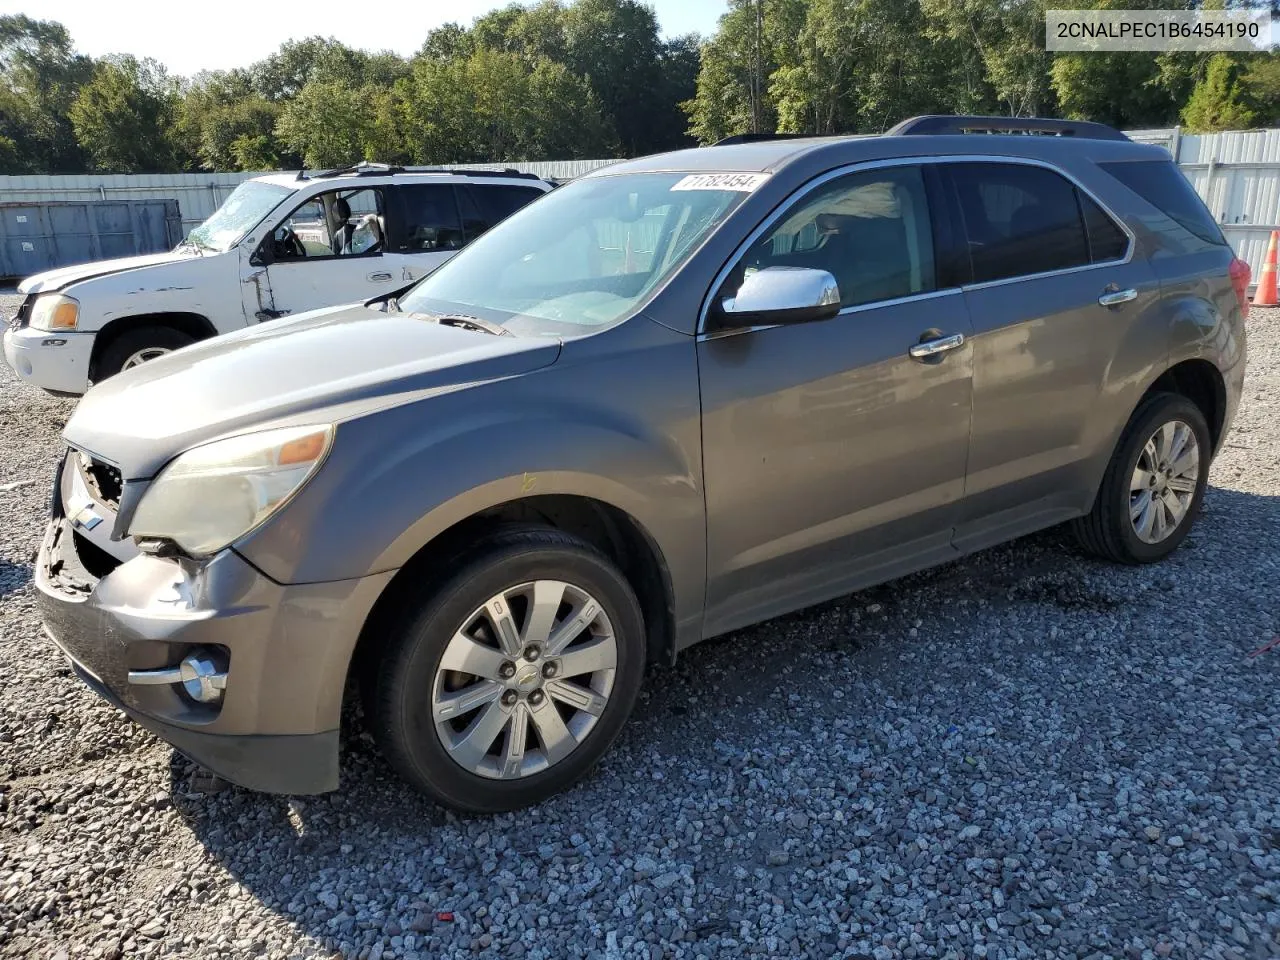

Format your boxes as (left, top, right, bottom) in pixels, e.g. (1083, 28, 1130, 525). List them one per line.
(2, 291, 1279, 960)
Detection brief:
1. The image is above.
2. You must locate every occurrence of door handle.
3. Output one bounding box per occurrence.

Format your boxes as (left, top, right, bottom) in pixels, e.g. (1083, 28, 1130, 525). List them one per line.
(1098, 287, 1138, 307)
(367, 271, 393, 282)
(909, 332, 966, 360)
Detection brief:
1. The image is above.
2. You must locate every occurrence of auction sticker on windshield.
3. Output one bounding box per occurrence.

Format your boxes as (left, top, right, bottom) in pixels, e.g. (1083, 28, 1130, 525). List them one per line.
(671, 173, 770, 192)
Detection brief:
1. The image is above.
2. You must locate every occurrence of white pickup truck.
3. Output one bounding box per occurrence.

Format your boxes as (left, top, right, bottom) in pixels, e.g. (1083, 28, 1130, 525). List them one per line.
(3, 164, 553, 395)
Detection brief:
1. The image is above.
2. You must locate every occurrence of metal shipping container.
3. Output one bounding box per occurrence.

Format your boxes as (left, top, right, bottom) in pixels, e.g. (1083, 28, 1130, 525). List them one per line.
(0, 199, 182, 281)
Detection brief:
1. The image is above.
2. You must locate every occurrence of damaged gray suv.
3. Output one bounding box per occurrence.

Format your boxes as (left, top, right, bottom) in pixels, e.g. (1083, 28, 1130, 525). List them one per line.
(38, 117, 1248, 812)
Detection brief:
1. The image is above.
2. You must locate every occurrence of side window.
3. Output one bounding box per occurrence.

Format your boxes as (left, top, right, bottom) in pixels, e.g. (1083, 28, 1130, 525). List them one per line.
(270, 188, 383, 260)
(722, 165, 936, 309)
(1080, 193, 1129, 263)
(398, 185, 464, 252)
(948, 163, 1089, 283)
(1098, 159, 1226, 247)
(458, 185, 546, 243)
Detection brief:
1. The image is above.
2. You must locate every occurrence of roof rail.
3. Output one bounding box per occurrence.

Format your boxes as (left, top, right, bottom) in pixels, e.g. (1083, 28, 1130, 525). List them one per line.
(412, 167, 545, 181)
(312, 161, 406, 180)
(713, 133, 816, 146)
(888, 115, 1129, 142)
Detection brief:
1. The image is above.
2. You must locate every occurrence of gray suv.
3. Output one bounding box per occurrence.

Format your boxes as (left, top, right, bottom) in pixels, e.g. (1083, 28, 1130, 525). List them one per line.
(36, 116, 1248, 812)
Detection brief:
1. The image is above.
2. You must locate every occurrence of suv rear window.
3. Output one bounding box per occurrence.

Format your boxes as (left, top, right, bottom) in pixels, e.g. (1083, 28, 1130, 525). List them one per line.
(1098, 160, 1225, 246)
(948, 163, 1090, 283)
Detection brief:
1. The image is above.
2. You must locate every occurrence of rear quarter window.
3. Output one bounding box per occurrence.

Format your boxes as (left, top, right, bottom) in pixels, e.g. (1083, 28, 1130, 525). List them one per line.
(1098, 160, 1226, 247)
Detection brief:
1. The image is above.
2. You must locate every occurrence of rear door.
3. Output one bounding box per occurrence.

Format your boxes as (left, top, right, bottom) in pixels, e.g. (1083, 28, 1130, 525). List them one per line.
(384, 183, 467, 285)
(944, 160, 1160, 550)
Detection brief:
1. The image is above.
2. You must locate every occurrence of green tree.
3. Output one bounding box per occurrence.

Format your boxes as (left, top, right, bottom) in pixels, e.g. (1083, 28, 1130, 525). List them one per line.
(0, 15, 92, 172)
(176, 70, 289, 171)
(69, 55, 187, 172)
(1182, 53, 1258, 131)
(274, 79, 380, 168)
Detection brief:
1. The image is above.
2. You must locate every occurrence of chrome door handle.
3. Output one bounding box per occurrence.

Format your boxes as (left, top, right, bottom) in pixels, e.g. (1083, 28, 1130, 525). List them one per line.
(367, 271, 393, 282)
(909, 332, 966, 360)
(1098, 287, 1138, 307)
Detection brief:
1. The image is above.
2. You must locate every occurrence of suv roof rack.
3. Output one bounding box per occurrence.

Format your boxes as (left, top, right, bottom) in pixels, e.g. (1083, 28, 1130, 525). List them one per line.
(888, 115, 1129, 142)
(311, 161, 406, 180)
(714, 133, 817, 146)
(411, 167, 545, 181)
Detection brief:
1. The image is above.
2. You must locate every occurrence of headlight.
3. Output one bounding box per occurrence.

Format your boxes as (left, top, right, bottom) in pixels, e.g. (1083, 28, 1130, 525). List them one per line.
(29, 294, 80, 331)
(129, 425, 333, 557)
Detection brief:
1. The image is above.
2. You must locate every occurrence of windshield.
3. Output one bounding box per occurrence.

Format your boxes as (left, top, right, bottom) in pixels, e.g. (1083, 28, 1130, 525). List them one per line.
(186, 180, 293, 253)
(398, 173, 752, 336)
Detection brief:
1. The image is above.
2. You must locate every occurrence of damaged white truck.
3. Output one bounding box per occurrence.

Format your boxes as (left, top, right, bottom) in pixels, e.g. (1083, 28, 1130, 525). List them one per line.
(3, 164, 553, 395)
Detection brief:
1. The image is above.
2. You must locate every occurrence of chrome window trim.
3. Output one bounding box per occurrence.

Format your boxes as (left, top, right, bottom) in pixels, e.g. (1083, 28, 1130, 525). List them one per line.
(696, 154, 1136, 335)
(696, 286, 964, 341)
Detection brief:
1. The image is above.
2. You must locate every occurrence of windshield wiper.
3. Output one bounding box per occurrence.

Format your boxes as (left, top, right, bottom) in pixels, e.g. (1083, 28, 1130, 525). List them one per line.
(408, 312, 511, 337)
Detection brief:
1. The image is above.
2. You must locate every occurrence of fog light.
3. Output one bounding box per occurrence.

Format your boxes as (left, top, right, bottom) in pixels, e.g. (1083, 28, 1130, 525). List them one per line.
(180, 653, 227, 703)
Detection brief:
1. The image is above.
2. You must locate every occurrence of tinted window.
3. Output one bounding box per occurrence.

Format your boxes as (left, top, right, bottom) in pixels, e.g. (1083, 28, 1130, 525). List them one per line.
(1081, 193, 1129, 262)
(1099, 160, 1225, 246)
(399, 185, 464, 252)
(723, 165, 936, 309)
(472, 184, 545, 229)
(949, 163, 1089, 283)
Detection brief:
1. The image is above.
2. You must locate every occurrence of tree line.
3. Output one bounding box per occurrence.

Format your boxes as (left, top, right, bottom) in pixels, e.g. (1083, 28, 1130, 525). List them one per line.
(2, 0, 1279, 176)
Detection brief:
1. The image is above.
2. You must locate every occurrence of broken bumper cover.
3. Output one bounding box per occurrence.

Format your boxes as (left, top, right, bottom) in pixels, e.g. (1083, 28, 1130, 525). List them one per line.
(35, 514, 394, 795)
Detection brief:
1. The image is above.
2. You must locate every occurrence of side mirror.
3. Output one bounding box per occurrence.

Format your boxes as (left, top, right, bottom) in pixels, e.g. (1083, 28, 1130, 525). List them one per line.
(719, 266, 841, 327)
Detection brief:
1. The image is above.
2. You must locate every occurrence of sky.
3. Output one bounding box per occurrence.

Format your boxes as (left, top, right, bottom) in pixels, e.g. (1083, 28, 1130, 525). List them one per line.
(11, 0, 729, 76)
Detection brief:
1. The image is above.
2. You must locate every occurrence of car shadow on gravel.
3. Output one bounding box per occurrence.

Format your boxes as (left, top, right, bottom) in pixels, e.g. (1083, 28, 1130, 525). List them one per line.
(0, 557, 32, 598)
(163, 483, 1280, 953)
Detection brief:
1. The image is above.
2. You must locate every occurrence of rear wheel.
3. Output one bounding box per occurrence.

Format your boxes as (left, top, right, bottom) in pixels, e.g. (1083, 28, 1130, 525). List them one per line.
(95, 326, 196, 381)
(368, 527, 646, 812)
(1073, 392, 1211, 564)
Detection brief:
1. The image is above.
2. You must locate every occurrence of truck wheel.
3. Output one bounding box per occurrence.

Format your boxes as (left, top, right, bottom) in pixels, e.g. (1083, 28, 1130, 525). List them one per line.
(368, 527, 646, 812)
(1073, 392, 1211, 564)
(95, 327, 196, 381)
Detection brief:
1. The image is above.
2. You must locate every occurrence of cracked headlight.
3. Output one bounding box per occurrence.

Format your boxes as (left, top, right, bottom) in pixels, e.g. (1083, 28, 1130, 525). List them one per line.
(129, 425, 333, 557)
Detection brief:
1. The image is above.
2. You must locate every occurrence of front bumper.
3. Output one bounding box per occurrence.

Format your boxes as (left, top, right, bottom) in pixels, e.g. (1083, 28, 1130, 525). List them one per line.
(3, 323, 95, 395)
(36, 506, 394, 794)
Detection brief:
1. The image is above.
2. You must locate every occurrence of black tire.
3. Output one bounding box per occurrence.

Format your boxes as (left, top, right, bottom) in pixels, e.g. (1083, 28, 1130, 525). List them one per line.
(368, 527, 646, 812)
(94, 326, 196, 381)
(1072, 392, 1211, 564)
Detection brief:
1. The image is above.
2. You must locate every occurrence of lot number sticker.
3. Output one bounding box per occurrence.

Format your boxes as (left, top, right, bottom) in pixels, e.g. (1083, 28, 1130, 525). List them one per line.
(671, 173, 770, 192)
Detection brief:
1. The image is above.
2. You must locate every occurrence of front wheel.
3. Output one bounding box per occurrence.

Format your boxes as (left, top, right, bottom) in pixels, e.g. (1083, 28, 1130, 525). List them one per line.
(367, 528, 646, 812)
(1073, 392, 1211, 564)
(95, 326, 196, 381)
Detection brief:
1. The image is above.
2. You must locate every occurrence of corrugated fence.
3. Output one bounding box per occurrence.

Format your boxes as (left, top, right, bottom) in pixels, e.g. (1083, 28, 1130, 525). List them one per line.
(4, 130, 1280, 268)
(0, 161, 621, 232)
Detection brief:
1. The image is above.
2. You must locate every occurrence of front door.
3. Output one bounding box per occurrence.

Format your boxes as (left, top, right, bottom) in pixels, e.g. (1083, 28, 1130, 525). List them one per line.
(258, 186, 397, 319)
(698, 164, 974, 637)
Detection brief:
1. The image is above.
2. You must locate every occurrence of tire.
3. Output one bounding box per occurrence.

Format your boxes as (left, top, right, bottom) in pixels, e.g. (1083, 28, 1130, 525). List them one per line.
(1072, 392, 1211, 564)
(368, 527, 646, 812)
(94, 326, 196, 381)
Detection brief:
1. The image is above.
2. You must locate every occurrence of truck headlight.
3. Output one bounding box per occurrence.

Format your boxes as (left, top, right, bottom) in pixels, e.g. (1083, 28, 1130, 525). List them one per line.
(129, 425, 333, 557)
(30, 294, 80, 331)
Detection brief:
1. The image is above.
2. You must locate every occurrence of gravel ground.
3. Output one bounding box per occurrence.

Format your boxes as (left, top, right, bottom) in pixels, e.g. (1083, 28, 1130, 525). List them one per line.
(1, 293, 1278, 960)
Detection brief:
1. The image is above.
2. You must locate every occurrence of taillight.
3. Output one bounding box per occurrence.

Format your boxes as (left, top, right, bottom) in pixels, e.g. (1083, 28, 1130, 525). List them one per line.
(1229, 256, 1251, 319)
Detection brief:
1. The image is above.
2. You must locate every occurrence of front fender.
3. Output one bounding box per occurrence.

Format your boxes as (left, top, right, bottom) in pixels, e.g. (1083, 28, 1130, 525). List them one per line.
(236, 318, 706, 642)
(63, 254, 245, 334)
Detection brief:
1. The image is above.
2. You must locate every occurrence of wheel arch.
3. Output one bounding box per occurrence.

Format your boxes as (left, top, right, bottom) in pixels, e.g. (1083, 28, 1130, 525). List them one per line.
(89, 312, 217, 379)
(348, 492, 679, 705)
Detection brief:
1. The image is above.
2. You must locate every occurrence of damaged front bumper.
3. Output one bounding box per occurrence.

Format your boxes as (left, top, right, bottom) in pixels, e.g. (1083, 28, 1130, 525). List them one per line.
(36, 450, 394, 794)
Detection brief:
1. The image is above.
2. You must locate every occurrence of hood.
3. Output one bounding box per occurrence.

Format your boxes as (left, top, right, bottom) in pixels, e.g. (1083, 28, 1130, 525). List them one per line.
(19, 250, 197, 295)
(64, 304, 561, 478)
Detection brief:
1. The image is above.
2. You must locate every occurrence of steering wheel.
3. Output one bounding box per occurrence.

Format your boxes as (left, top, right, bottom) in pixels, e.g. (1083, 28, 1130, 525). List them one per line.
(272, 226, 307, 260)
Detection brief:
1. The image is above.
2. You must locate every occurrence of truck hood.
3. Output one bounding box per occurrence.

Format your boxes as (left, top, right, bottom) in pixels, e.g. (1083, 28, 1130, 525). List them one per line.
(64, 303, 561, 478)
(18, 250, 196, 295)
